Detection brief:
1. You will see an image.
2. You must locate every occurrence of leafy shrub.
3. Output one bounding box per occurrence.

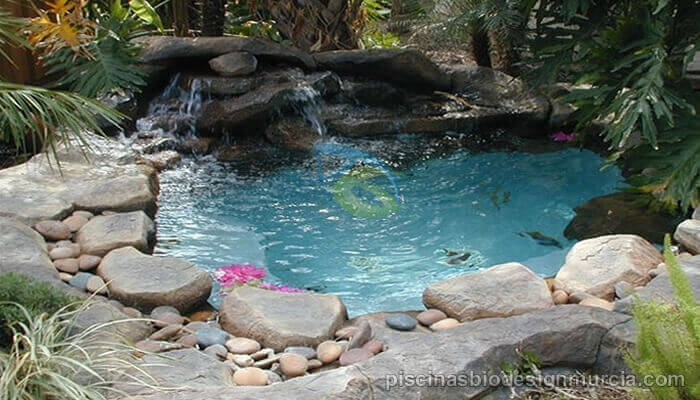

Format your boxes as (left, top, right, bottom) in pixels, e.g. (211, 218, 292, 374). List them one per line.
(0, 300, 158, 399)
(626, 235, 699, 399)
(0, 273, 77, 347)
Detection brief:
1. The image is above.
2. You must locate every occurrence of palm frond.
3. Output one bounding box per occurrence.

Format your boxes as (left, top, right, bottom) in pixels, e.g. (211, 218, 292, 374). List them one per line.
(0, 82, 124, 156)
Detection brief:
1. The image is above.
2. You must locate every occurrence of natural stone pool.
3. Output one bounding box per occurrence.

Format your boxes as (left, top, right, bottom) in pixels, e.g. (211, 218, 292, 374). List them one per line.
(156, 137, 624, 315)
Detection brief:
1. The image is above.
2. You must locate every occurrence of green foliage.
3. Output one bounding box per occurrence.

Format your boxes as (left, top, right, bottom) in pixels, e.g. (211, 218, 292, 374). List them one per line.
(500, 348, 542, 376)
(32, 0, 163, 97)
(360, 30, 401, 48)
(226, 1, 289, 44)
(527, 0, 700, 209)
(0, 273, 77, 347)
(0, 4, 124, 156)
(626, 235, 700, 400)
(0, 298, 159, 399)
(0, 81, 123, 155)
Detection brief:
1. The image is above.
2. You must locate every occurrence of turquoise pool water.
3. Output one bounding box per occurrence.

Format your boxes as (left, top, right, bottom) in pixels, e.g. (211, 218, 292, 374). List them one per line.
(156, 139, 624, 315)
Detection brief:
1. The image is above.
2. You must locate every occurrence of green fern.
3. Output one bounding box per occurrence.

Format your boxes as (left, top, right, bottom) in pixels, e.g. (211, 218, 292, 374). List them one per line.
(626, 234, 699, 400)
(44, 38, 147, 98)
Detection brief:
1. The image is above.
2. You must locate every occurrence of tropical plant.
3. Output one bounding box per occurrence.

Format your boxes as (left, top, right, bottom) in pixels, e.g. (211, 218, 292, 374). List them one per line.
(28, 0, 164, 98)
(0, 300, 159, 400)
(0, 4, 123, 156)
(0, 273, 77, 347)
(526, 0, 699, 210)
(625, 234, 699, 399)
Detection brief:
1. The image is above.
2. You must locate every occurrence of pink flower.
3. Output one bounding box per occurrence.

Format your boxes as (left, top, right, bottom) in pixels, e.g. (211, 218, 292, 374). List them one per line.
(551, 131, 577, 142)
(215, 264, 266, 287)
(215, 263, 304, 293)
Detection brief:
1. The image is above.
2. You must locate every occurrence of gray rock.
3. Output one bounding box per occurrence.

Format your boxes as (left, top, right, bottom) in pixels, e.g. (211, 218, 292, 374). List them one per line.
(313, 49, 450, 91)
(151, 305, 181, 319)
(284, 346, 317, 360)
(0, 217, 60, 285)
(97, 247, 212, 313)
(615, 255, 700, 315)
(71, 301, 153, 344)
(86, 275, 108, 295)
(115, 349, 228, 395)
(384, 314, 416, 332)
(113, 305, 629, 400)
(219, 286, 347, 351)
(423, 262, 554, 321)
(198, 72, 339, 134)
(196, 326, 230, 348)
(264, 117, 321, 151)
(555, 235, 663, 300)
(0, 139, 157, 225)
(135, 36, 316, 69)
(614, 281, 635, 299)
(693, 206, 699, 220)
(347, 320, 372, 350)
(674, 219, 700, 254)
(209, 52, 258, 77)
(76, 211, 155, 256)
(449, 65, 550, 127)
(142, 151, 181, 171)
(68, 272, 93, 291)
(149, 324, 183, 341)
(203, 344, 228, 360)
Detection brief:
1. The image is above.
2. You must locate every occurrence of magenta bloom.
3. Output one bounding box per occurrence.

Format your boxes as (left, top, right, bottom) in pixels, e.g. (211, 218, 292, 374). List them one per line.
(551, 131, 577, 142)
(214, 263, 304, 293)
(215, 264, 266, 287)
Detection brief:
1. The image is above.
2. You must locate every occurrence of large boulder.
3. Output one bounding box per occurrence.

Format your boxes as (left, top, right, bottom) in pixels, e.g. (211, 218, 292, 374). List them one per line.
(97, 247, 212, 313)
(134, 36, 316, 69)
(0, 137, 158, 225)
(198, 72, 340, 133)
(76, 211, 155, 257)
(116, 305, 629, 400)
(674, 219, 700, 254)
(71, 300, 153, 344)
(313, 49, 451, 91)
(0, 216, 60, 284)
(555, 235, 663, 300)
(693, 206, 699, 220)
(209, 52, 258, 77)
(422, 263, 554, 322)
(219, 286, 347, 351)
(564, 192, 684, 244)
(450, 65, 551, 128)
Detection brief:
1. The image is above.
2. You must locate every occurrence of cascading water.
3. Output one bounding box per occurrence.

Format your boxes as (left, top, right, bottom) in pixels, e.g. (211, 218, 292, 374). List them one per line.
(134, 74, 210, 140)
(288, 86, 327, 137)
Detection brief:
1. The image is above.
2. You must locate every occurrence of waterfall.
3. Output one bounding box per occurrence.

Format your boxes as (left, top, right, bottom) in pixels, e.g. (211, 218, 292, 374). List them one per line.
(135, 74, 210, 139)
(289, 86, 327, 137)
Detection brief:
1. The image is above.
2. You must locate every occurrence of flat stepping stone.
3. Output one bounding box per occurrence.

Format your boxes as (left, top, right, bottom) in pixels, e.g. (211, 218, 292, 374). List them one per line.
(76, 211, 155, 256)
(97, 246, 212, 313)
(219, 286, 347, 351)
(385, 313, 417, 331)
(424, 262, 554, 321)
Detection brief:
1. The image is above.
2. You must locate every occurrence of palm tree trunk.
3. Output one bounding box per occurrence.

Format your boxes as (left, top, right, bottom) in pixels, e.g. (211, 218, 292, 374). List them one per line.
(201, 0, 226, 36)
(173, 0, 190, 36)
(471, 23, 492, 68)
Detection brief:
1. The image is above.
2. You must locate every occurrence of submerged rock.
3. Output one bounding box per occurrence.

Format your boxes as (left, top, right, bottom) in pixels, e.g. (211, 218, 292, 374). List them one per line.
(564, 192, 683, 244)
(97, 247, 212, 313)
(219, 286, 347, 351)
(555, 235, 662, 301)
(423, 262, 554, 321)
(264, 117, 321, 151)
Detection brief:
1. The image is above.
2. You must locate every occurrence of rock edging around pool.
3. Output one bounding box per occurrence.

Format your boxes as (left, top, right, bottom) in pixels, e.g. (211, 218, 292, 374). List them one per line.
(1, 139, 700, 397)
